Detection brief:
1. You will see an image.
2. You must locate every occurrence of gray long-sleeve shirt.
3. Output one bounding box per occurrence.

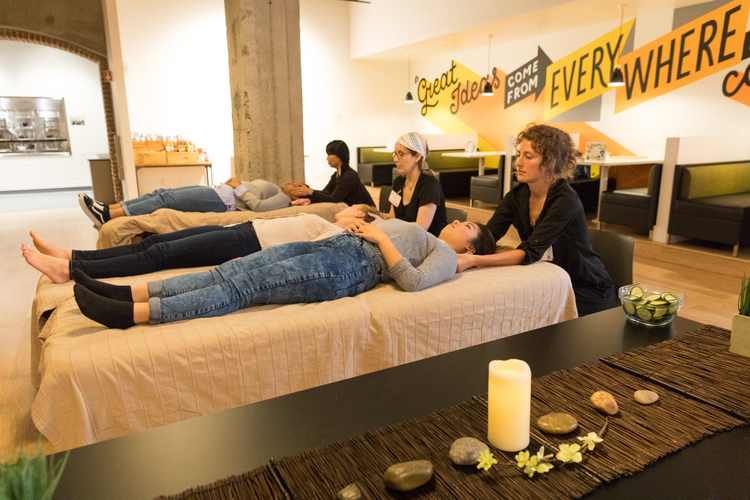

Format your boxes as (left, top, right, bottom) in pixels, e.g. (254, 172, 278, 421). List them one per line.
(374, 219, 457, 292)
(214, 180, 291, 212)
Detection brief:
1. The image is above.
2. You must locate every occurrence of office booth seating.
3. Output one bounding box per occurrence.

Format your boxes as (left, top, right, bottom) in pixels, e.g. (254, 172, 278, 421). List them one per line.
(599, 165, 662, 235)
(469, 174, 503, 206)
(356, 147, 395, 187)
(668, 162, 750, 256)
(588, 228, 635, 298)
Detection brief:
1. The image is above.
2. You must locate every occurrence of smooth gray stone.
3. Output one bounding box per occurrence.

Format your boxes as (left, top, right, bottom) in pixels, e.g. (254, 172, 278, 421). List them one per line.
(537, 412, 579, 434)
(634, 389, 659, 405)
(383, 460, 433, 491)
(449, 437, 490, 465)
(336, 483, 362, 500)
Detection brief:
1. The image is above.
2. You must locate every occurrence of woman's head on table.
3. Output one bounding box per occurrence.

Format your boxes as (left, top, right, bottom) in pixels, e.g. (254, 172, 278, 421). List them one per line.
(514, 124, 577, 186)
(393, 132, 432, 177)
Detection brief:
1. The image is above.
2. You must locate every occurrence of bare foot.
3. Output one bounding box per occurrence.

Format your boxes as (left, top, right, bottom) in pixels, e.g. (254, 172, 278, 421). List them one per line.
(22, 245, 70, 283)
(30, 230, 73, 259)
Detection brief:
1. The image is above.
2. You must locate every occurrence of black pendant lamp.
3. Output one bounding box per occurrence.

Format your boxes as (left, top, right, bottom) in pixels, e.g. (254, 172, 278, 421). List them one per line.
(482, 34, 494, 96)
(608, 5, 627, 87)
(404, 54, 414, 103)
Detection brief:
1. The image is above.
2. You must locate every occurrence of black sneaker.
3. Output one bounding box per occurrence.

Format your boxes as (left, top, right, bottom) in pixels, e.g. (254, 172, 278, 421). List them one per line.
(78, 193, 107, 228)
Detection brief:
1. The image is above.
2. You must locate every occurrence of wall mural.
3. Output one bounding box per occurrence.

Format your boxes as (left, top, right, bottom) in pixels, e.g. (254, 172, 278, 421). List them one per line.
(416, 0, 750, 162)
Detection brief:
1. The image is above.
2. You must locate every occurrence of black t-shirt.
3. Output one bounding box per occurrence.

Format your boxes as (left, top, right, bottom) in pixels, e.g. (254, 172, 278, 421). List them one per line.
(391, 172, 448, 237)
(308, 165, 375, 207)
(486, 179, 613, 296)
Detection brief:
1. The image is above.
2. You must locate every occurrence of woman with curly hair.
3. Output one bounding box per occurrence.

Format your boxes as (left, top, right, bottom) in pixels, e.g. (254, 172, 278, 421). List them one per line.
(457, 124, 614, 316)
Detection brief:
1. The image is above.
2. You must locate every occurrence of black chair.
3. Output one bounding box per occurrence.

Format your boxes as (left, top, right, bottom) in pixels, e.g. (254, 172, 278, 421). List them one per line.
(587, 228, 635, 300)
(379, 186, 393, 214)
(599, 164, 662, 235)
(446, 207, 468, 222)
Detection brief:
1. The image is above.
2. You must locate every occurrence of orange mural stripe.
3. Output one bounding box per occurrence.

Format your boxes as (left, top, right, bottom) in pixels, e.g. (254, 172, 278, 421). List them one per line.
(615, 0, 749, 113)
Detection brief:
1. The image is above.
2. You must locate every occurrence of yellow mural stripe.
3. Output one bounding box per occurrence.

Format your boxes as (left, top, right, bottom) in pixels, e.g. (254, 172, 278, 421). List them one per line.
(615, 0, 749, 113)
(543, 19, 634, 121)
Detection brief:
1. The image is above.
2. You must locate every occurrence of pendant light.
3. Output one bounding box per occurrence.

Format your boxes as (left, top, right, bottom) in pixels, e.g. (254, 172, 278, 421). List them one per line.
(482, 35, 494, 96)
(608, 5, 627, 87)
(404, 54, 414, 103)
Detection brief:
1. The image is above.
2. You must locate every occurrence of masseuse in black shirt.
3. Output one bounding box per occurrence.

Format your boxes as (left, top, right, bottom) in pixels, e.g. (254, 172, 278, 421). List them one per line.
(458, 124, 614, 316)
(291, 140, 375, 207)
(387, 132, 448, 237)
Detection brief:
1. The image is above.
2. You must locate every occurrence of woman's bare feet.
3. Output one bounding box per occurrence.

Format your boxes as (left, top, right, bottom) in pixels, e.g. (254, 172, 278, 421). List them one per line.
(30, 231, 73, 259)
(22, 244, 71, 284)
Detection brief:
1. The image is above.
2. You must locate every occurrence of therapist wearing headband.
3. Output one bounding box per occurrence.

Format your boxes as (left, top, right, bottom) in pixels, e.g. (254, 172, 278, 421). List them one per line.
(387, 132, 448, 237)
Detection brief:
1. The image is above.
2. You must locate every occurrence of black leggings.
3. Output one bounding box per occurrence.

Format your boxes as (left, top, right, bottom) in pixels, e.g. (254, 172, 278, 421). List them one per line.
(70, 222, 262, 279)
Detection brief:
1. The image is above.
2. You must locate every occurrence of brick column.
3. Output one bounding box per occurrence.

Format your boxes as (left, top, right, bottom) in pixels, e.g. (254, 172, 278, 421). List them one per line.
(224, 0, 305, 184)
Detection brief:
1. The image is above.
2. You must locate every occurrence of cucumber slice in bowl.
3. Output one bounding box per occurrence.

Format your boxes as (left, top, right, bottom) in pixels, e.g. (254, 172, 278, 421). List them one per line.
(636, 307, 653, 321)
(623, 302, 636, 314)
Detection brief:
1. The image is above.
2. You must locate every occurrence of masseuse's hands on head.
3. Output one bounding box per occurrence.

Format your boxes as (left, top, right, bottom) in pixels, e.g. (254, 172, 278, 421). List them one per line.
(290, 183, 313, 197)
(456, 253, 477, 273)
(346, 219, 386, 244)
(225, 177, 242, 188)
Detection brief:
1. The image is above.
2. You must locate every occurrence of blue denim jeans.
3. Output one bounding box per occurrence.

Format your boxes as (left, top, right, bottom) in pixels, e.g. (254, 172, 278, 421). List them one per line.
(146, 233, 382, 324)
(70, 222, 261, 278)
(120, 186, 227, 216)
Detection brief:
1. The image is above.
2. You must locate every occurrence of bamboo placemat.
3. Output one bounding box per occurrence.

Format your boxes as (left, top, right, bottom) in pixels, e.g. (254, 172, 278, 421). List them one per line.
(156, 325, 748, 499)
(601, 325, 750, 420)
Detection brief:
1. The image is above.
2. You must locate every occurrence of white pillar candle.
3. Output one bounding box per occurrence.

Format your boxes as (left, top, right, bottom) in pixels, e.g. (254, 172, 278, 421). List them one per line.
(487, 359, 531, 451)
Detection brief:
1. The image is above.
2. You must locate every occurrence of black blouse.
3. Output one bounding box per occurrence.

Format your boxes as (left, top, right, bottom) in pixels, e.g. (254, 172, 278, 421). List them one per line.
(486, 179, 612, 294)
(308, 165, 375, 207)
(391, 173, 448, 237)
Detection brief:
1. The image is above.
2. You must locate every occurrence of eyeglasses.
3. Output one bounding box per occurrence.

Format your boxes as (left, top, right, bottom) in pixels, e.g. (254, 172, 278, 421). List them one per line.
(392, 151, 412, 159)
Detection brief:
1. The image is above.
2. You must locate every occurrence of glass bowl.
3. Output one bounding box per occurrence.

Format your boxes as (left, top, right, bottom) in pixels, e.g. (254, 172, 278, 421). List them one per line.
(618, 284, 685, 327)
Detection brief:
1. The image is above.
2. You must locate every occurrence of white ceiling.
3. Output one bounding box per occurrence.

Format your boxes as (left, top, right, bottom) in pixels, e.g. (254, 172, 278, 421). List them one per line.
(356, 0, 712, 61)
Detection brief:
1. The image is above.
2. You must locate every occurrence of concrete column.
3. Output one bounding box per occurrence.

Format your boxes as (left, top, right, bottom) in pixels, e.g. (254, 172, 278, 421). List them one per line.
(224, 0, 304, 185)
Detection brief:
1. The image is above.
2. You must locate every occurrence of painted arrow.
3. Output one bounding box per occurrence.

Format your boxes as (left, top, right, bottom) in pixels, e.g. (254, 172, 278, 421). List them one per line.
(504, 46, 553, 108)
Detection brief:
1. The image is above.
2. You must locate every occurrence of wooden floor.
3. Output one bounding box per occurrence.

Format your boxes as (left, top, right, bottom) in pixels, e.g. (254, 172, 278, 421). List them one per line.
(0, 199, 744, 461)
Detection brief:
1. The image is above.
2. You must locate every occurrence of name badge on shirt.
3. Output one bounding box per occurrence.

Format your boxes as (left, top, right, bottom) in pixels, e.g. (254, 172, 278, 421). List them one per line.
(540, 246, 554, 262)
(388, 189, 402, 208)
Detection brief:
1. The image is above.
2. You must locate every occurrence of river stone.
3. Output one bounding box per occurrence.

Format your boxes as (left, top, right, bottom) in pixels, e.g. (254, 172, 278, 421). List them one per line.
(634, 390, 659, 405)
(383, 460, 433, 491)
(537, 412, 579, 434)
(449, 437, 490, 465)
(590, 391, 619, 415)
(336, 483, 362, 500)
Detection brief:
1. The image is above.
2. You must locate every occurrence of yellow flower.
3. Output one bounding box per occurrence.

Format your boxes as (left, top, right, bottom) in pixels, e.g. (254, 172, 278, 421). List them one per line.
(577, 432, 604, 451)
(556, 443, 582, 463)
(477, 450, 498, 471)
(514, 450, 530, 468)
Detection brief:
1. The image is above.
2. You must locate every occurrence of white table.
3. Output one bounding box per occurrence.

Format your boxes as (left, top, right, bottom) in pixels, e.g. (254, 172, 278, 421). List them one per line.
(442, 151, 506, 175)
(578, 157, 663, 229)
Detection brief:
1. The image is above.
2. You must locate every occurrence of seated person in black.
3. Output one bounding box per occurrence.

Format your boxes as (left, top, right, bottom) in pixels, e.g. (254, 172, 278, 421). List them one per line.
(457, 124, 614, 316)
(291, 140, 375, 207)
(386, 132, 448, 237)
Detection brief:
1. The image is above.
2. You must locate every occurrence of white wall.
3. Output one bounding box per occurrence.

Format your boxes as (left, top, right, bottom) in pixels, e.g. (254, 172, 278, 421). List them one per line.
(0, 40, 109, 192)
(300, 0, 411, 188)
(348, 0, 573, 59)
(115, 0, 233, 182)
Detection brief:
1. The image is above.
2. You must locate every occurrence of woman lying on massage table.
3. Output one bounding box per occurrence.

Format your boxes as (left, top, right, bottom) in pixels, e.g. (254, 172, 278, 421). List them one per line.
(71, 216, 496, 329)
(22, 205, 380, 283)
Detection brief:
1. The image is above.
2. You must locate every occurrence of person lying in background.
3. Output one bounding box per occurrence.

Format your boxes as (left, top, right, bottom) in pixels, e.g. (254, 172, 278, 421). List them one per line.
(71, 216, 496, 329)
(456, 124, 614, 316)
(79, 178, 298, 228)
(385, 132, 448, 238)
(290, 140, 375, 207)
(23, 205, 380, 283)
